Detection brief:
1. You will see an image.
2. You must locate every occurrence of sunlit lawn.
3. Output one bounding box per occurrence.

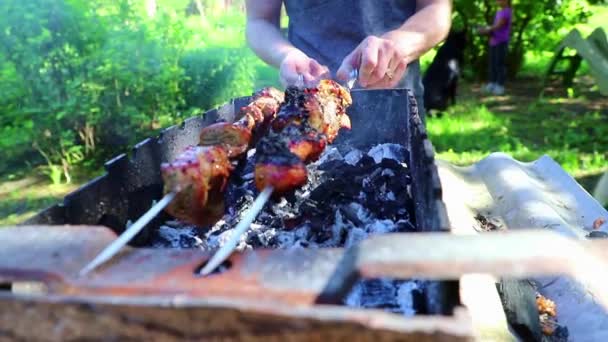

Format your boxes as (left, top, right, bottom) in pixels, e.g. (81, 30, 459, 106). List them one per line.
(427, 77, 608, 192)
(0, 174, 79, 225)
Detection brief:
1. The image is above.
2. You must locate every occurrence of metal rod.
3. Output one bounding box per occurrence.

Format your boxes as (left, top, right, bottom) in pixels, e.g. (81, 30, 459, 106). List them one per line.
(79, 192, 176, 276)
(199, 186, 274, 276)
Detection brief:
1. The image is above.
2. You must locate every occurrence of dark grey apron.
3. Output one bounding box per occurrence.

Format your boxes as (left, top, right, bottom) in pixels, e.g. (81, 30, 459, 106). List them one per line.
(283, 0, 425, 115)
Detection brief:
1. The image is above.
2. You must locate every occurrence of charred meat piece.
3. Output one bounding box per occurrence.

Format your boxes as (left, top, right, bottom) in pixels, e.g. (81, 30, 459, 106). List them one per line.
(254, 134, 307, 194)
(252, 87, 285, 120)
(161, 146, 232, 226)
(305, 79, 352, 143)
(271, 80, 352, 143)
(282, 124, 327, 163)
(199, 87, 283, 157)
(198, 122, 252, 158)
(255, 81, 352, 193)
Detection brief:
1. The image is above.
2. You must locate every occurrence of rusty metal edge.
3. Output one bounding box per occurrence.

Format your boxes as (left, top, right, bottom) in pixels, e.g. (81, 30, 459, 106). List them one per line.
(0, 292, 474, 341)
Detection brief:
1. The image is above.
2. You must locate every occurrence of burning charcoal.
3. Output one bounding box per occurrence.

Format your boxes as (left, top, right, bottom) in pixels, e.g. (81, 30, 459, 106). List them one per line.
(367, 143, 407, 163)
(340, 206, 364, 227)
(179, 234, 201, 248)
(257, 228, 278, 246)
(587, 231, 608, 239)
(272, 231, 296, 248)
(316, 147, 342, 164)
(292, 240, 311, 249)
(246, 231, 264, 248)
(366, 220, 398, 235)
(344, 149, 363, 165)
(356, 154, 377, 171)
(317, 159, 345, 171)
(345, 279, 399, 310)
(293, 225, 312, 240)
(378, 158, 404, 171)
(309, 179, 360, 204)
(345, 227, 368, 247)
(155, 142, 419, 317)
(396, 219, 416, 232)
(381, 168, 396, 178)
(397, 282, 420, 316)
(152, 226, 201, 248)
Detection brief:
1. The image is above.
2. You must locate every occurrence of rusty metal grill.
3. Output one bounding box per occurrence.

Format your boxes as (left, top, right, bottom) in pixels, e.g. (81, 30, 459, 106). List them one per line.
(2, 88, 473, 340)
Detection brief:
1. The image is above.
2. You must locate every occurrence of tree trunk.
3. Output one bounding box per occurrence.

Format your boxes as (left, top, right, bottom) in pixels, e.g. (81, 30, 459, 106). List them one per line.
(509, 14, 533, 76)
(194, 0, 208, 28)
(146, 0, 157, 18)
(483, 0, 493, 24)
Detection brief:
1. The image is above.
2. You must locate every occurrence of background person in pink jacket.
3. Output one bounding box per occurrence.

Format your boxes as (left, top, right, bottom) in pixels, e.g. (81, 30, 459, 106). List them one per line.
(478, 0, 513, 95)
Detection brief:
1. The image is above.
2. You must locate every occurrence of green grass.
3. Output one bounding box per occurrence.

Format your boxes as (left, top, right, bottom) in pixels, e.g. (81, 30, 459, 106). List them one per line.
(428, 82, 608, 179)
(0, 178, 78, 226)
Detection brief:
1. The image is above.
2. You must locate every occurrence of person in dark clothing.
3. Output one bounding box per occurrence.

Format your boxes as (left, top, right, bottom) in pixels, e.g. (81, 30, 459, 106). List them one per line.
(478, 0, 512, 95)
(245, 0, 452, 119)
(422, 30, 467, 112)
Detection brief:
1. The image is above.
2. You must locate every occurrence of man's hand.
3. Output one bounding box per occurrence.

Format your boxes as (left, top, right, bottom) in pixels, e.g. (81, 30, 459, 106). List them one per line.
(336, 35, 408, 89)
(279, 50, 330, 87)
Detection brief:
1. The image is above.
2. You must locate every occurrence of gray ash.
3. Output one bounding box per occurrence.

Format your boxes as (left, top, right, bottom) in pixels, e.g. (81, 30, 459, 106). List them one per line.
(153, 143, 424, 316)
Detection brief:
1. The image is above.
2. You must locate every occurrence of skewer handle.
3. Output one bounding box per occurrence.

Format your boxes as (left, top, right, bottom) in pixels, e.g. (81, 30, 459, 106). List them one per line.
(199, 186, 274, 276)
(79, 192, 176, 276)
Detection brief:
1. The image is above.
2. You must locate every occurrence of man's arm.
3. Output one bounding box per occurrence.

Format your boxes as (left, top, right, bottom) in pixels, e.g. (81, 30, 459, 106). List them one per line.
(384, 0, 452, 66)
(245, 0, 329, 86)
(337, 0, 452, 89)
(245, 0, 294, 68)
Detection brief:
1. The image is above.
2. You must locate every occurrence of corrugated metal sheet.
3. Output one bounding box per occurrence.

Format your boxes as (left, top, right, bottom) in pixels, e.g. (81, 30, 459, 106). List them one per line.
(438, 153, 608, 341)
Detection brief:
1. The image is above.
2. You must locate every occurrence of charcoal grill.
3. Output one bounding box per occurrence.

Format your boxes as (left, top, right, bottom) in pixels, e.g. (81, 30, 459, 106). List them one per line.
(2, 88, 470, 340)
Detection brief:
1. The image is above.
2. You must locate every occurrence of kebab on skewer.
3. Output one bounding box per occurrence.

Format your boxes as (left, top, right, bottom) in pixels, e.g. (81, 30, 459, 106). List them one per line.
(198, 79, 353, 276)
(255, 79, 353, 194)
(197, 87, 284, 157)
(79, 87, 285, 275)
(80, 80, 353, 276)
(161, 87, 284, 226)
(161, 80, 352, 225)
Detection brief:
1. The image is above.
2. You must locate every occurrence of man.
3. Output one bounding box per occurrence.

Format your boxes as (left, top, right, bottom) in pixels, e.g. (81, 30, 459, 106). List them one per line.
(245, 0, 452, 118)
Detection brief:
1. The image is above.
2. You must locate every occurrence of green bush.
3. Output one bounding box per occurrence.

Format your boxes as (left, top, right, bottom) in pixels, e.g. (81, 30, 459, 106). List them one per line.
(452, 0, 596, 79)
(0, 0, 273, 182)
(180, 47, 256, 111)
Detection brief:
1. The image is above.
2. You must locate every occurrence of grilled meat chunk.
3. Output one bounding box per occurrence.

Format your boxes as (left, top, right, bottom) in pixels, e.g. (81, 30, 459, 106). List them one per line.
(255, 81, 352, 193)
(199, 87, 283, 157)
(282, 124, 327, 163)
(161, 146, 232, 226)
(254, 135, 307, 194)
(271, 80, 352, 143)
(198, 122, 252, 158)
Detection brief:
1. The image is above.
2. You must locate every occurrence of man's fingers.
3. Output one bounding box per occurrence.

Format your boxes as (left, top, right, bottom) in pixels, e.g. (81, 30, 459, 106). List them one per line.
(366, 61, 407, 89)
(387, 61, 408, 87)
(366, 46, 391, 85)
(309, 60, 330, 79)
(336, 51, 357, 81)
(359, 40, 380, 86)
(280, 64, 303, 86)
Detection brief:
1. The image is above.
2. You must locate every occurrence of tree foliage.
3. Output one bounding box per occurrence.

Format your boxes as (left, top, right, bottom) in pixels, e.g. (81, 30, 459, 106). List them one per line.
(0, 0, 601, 182)
(0, 0, 256, 181)
(453, 0, 596, 78)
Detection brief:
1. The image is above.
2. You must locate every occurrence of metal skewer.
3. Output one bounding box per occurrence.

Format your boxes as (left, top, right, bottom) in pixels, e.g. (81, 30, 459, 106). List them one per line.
(79, 192, 176, 276)
(199, 186, 274, 276)
(346, 67, 358, 90)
